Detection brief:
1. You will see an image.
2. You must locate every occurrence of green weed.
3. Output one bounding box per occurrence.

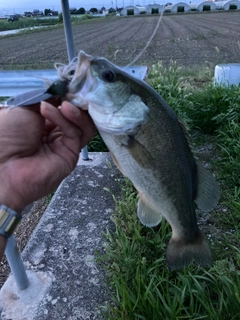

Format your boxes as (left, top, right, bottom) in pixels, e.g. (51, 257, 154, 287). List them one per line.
(191, 33, 206, 41)
(0, 17, 59, 32)
(101, 178, 240, 319)
(87, 132, 108, 152)
(108, 45, 116, 54)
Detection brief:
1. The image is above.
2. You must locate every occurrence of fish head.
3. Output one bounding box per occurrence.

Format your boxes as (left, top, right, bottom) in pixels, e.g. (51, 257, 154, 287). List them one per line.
(67, 51, 149, 134)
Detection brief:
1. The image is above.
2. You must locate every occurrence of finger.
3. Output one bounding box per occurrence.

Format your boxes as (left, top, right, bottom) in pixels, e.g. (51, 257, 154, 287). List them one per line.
(60, 101, 96, 148)
(40, 101, 82, 156)
(44, 119, 57, 133)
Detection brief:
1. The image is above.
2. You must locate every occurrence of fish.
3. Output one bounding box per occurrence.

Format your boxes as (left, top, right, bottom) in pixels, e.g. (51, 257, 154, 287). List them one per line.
(4, 51, 220, 270)
(63, 51, 220, 270)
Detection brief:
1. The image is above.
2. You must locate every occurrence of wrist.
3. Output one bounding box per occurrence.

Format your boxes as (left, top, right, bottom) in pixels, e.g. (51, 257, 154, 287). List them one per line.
(0, 190, 24, 215)
(0, 205, 22, 239)
(0, 165, 27, 214)
(0, 202, 22, 215)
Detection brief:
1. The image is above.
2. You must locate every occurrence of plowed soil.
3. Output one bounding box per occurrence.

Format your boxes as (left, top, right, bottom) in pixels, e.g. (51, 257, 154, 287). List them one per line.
(0, 11, 239, 70)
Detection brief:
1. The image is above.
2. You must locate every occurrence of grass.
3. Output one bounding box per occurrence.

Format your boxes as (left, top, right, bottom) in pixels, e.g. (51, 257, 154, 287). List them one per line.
(0, 14, 111, 34)
(0, 17, 59, 32)
(101, 179, 240, 319)
(98, 61, 240, 319)
(88, 131, 108, 152)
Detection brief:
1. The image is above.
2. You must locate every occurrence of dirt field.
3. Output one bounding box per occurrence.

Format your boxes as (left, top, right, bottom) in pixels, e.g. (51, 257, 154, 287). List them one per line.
(0, 11, 239, 70)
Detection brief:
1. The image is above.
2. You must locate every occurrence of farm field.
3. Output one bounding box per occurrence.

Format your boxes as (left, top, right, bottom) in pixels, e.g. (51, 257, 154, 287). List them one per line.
(0, 11, 239, 70)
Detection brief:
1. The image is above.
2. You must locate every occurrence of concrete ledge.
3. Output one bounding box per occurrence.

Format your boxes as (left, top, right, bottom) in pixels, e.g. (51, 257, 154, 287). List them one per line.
(0, 152, 121, 320)
(0, 271, 53, 320)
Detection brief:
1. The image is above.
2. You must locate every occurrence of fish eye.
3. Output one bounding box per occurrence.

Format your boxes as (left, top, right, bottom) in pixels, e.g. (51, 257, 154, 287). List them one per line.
(99, 69, 116, 83)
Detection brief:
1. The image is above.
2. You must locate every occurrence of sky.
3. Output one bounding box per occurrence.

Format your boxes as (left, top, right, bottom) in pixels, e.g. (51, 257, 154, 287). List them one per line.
(0, 0, 167, 15)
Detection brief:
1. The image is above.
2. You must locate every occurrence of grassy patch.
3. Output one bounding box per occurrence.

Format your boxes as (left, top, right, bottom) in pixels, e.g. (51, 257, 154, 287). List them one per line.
(0, 14, 110, 34)
(0, 17, 59, 32)
(88, 132, 108, 152)
(2, 60, 57, 70)
(99, 62, 240, 318)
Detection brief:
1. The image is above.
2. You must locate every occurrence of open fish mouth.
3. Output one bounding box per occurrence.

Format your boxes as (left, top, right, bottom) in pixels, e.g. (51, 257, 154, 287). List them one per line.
(66, 51, 98, 110)
(64, 51, 149, 134)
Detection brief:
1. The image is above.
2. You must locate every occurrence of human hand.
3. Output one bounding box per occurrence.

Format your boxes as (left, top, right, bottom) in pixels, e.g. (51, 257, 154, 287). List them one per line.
(0, 101, 95, 213)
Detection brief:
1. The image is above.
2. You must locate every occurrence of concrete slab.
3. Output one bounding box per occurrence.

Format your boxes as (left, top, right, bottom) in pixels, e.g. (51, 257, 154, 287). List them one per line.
(0, 271, 53, 320)
(0, 152, 122, 320)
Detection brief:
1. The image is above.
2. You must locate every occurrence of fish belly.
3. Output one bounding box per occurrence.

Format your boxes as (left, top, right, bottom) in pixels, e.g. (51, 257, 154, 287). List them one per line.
(99, 129, 180, 228)
(99, 129, 213, 270)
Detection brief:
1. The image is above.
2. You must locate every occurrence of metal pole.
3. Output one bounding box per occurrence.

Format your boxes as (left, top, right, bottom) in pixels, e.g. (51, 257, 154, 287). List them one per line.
(60, 0, 75, 61)
(5, 236, 29, 290)
(61, 0, 89, 160)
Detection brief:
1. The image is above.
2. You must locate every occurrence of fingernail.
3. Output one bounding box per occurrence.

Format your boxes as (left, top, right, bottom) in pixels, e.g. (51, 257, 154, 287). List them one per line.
(40, 101, 47, 111)
(41, 101, 51, 110)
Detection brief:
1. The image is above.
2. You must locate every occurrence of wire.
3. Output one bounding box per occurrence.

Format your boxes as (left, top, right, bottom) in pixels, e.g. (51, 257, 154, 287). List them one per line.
(127, 7, 164, 67)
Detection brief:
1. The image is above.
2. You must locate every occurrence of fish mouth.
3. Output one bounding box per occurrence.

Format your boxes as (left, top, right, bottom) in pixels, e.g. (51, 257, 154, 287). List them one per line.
(67, 51, 97, 109)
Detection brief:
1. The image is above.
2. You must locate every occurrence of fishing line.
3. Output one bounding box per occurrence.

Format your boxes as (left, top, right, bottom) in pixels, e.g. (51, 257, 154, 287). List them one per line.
(55, 9, 165, 80)
(127, 7, 164, 67)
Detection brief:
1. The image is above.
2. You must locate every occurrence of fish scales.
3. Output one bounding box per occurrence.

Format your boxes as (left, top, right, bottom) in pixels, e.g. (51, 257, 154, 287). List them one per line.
(66, 51, 220, 270)
(99, 87, 199, 235)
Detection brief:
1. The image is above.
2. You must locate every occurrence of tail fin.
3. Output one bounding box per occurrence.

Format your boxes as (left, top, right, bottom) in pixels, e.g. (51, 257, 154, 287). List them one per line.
(166, 233, 213, 270)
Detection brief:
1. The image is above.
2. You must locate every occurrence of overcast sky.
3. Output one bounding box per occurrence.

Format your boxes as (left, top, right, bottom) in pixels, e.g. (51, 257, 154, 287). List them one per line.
(0, 0, 161, 15)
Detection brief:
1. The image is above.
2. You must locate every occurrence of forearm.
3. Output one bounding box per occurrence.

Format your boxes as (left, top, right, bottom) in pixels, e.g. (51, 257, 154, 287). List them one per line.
(0, 235, 7, 261)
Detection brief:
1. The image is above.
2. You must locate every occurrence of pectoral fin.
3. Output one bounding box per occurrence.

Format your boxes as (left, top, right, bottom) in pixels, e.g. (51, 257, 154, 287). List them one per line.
(195, 164, 220, 212)
(137, 196, 162, 227)
(110, 151, 124, 174)
(123, 136, 154, 169)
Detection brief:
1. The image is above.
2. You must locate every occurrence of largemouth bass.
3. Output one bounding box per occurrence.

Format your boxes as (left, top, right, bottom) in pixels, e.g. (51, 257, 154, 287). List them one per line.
(65, 51, 220, 270)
